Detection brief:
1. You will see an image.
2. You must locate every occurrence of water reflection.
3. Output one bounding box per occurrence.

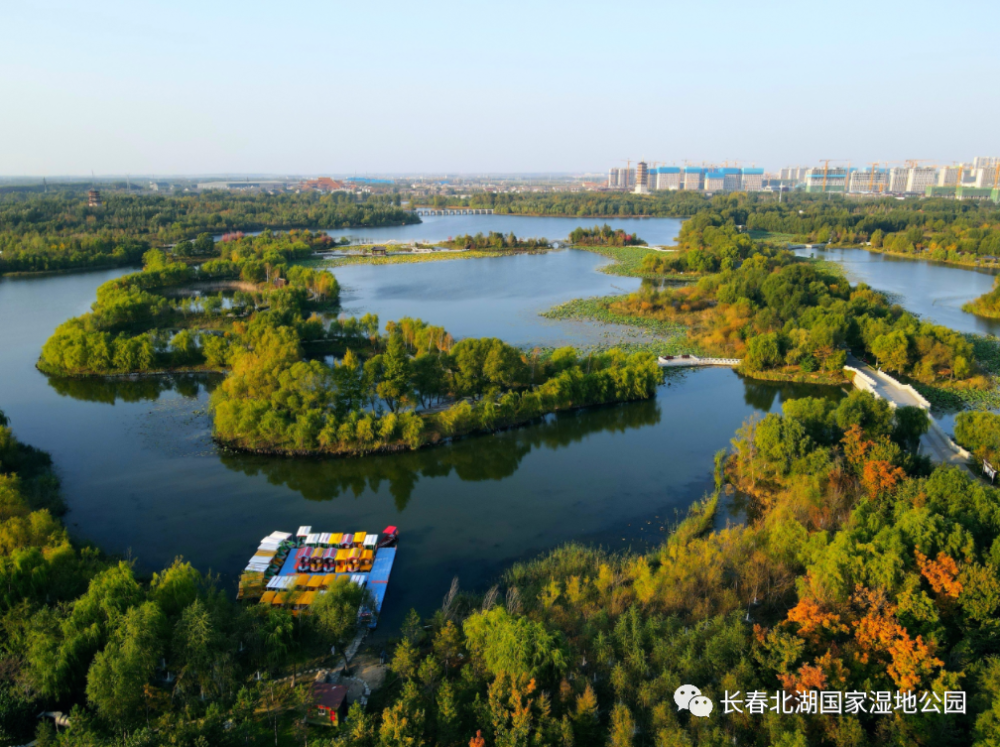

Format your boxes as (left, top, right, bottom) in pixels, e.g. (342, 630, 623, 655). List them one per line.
(219, 398, 662, 509)
(741, 377, 848, 411)
(46, 373, 220, 404)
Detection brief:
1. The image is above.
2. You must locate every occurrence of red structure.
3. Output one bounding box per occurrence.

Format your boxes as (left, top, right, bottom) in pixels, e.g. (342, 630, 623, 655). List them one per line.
(308, 683, 348, 727)
(301, 177, 346, 192)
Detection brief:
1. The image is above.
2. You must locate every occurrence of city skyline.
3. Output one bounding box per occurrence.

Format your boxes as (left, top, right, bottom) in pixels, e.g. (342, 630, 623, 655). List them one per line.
(3, 0, 999, 176)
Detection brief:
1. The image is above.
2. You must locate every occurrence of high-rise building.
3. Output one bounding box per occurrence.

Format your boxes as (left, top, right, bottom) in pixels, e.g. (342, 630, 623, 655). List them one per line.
(779, 166, 809, 183)
(804, 168, 849, 193)
(718, 168, 739, 192)
(906, 168, 937, 194)
(704, 171, 725, 192)
(848, 168, 890, 194)
(656, 167, 682, 190)
(938, 166, 963, 187)
(607, 168, 635, 189)
(741, 168, 764, 192)
(973, 168, 999, 189)
(88, 189, 101, 207)
(888, 168, 909, 193)
(683, 167, 704, 191)
(635, 162, 649, 191)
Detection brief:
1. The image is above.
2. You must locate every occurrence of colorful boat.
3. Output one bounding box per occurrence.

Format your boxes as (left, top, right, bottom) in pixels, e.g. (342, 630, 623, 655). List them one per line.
(239, 525, 398, 628)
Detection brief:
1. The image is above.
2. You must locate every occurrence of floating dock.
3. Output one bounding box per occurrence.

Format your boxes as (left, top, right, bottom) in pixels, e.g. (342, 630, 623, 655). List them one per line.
(239, 525, 398, 628)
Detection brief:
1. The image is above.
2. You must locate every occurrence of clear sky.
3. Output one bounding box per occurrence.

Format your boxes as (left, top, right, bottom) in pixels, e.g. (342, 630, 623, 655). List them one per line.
(3, 0, 997, 176)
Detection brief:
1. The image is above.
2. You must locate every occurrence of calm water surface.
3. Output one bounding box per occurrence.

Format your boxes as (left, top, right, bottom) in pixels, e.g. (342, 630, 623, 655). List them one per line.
(2, 216, 994, 631)
(334, 250, 647, 348)
(799, 246, 1000, 336)
(323, 214, 687, 247)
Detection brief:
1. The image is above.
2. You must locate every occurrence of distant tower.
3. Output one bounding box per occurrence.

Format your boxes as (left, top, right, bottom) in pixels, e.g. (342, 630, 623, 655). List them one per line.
(634, 162, 650, 194)
(88, 189, 102, 208)
(635, 161, 648, 188)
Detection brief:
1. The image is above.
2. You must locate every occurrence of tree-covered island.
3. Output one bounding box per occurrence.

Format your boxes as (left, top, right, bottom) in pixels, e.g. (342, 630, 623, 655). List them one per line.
(37, 230, 662, 457)
(568, 224, 647, 247)
(547, 210, 988, 398)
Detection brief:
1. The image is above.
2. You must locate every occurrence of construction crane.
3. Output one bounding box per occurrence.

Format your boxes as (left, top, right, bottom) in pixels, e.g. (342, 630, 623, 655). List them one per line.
(869, 162, 881, 194)
(819, 159, 848, 193)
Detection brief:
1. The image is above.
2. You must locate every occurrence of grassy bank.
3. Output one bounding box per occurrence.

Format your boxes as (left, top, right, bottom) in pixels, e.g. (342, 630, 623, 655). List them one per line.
(739, 366, 851, 386)
(542, 295, 692, 351)
(572, 244, 675, 278)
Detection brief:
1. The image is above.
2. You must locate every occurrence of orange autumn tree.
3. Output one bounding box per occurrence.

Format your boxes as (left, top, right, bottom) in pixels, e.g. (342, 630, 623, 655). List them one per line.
(851, 586, 944, 691)
(861, 459, 906, 499)
(783, 597, 848, 644)
(775, 598, 851, 691)
(915, 549, 963, 598)
(842, 424, 873, 468)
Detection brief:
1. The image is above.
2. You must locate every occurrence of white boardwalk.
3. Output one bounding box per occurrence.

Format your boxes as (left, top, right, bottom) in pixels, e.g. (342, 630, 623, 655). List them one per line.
(658, 355, 741, 368)
(845, 355, 970, 469)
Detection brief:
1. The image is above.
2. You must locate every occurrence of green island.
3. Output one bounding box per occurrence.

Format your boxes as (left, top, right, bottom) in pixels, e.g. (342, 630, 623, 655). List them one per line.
(37, 231, 661, 457)
(421, 189, 1000, 269)
(0, 189, 417, 276)
(439, 232, 551, 252)
(545, 209, 1000, 406)
(963, 278, 1000, 319)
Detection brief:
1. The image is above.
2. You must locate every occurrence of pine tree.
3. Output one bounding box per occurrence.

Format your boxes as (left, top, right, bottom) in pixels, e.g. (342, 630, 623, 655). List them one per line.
(572, 684, 599, 747)
(436, 680, 462, 747)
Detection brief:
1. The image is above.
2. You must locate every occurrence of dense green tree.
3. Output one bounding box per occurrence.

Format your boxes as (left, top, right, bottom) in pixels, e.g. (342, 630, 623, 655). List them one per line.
(85, 601, 166, 728)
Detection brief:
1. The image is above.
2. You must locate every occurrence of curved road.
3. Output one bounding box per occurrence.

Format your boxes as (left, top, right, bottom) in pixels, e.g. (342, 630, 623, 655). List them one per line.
(846, 355, 971, 471)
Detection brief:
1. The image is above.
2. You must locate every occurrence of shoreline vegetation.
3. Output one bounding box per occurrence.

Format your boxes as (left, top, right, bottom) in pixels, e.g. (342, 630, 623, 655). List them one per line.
(14, 374, 1000, 745)
(37, 230, 664, 459)
(962, 276, 1000, 319)
(0, 189, 418, 276)
(541, 209, 1000, 400)
(420, 189, 1000, 272)
(13, 196, 1000, 745)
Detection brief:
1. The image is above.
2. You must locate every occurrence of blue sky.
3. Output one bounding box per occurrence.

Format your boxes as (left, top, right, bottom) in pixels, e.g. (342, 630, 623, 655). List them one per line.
(2, 0, 997, 176)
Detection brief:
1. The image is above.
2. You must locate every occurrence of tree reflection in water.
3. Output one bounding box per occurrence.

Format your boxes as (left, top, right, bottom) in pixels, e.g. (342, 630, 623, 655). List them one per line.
(47, 373, 221, 404)
(219, 397, 662, 510)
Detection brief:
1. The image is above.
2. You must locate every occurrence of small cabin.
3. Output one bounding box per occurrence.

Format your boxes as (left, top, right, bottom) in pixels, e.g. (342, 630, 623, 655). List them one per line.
(308, 683, 348, 727)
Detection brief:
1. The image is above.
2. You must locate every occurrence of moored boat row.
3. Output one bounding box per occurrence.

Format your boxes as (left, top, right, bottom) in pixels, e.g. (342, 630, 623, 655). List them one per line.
(237, 525, 398, 627)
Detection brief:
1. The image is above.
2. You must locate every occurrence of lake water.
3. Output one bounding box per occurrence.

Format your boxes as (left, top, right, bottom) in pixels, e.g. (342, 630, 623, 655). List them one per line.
(323, 214, 688, 247)
(796, 246, 1000, 336)
(333, 250, 648, 348)
(0, 215, 994, 632)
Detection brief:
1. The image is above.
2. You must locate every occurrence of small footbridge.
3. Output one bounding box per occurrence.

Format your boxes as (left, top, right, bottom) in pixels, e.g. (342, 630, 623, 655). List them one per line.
(845, 355, 970, 469)
(658, 352, 971, 470)
(414, 208, 494, 216)
(658, 355, 740, 368)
